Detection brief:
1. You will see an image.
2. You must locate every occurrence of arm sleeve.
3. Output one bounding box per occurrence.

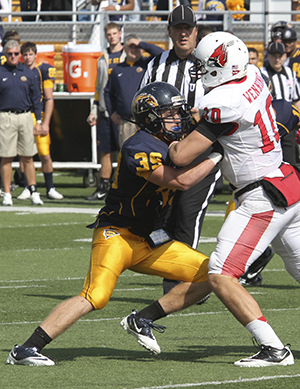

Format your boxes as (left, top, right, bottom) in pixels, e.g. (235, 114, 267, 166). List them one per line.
(195, 118, 236, 142)
(138, 41, 164, 58)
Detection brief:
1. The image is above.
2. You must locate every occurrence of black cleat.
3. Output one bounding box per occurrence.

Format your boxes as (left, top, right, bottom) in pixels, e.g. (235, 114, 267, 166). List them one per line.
(239, 246, 274, 286)
(85, 181, 109, 201)
(234, 342, 294, 367)
(6, 344, 55, 366)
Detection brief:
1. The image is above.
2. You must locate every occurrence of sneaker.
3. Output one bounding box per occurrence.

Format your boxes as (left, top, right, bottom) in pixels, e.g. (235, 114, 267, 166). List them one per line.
(2, 192, 12, 206)
(47, 187, 64, 200)
(17, 187, 31, 200)
(234, 343, 294, 367)
(31, 192, 44, 205)
(85, 181, 109, 201)
(120, 310, 165, 355)
(6, 344, 55, 366)
(239, 246, 274, 286)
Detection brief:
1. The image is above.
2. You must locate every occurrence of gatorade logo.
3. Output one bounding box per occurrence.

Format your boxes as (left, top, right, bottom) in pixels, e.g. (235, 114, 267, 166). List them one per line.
(69, 60, 82, 78)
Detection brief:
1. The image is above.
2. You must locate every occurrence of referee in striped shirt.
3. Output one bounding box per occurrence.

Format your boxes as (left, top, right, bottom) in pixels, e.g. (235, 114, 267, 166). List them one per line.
(261, 41, 300, 165)
(140, 5, 221, 294)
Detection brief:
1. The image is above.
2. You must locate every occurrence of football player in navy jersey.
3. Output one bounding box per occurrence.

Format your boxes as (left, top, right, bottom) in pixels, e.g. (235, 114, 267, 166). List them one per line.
(18, 42, 63, 200)
(6, 82, 223, 366)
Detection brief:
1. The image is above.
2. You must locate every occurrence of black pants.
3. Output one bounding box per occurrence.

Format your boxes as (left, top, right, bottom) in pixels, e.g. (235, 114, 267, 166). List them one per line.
(281, 130, 297, 165)
(163, 149, 221, 294)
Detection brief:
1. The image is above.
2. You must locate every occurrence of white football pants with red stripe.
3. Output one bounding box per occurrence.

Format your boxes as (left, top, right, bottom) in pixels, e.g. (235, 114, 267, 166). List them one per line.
(209, 186, 300, 283)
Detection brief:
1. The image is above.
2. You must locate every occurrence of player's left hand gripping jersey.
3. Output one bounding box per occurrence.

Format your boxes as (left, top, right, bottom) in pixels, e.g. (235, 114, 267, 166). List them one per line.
(97, 130, 176, 237)
(198, 65, 283, 190)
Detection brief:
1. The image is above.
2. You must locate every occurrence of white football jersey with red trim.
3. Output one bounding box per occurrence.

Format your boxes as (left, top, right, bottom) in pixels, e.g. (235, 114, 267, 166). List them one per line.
(199, 65, 283, 189)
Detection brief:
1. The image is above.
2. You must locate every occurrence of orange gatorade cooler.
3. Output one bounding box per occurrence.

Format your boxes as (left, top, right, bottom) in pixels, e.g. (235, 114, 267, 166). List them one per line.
(36, 44, 56, 66)
(66, 44, 102, 92)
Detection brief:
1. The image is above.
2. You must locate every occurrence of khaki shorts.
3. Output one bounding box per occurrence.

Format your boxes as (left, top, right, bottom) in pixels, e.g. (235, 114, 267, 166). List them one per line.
(0, 111, 37, 157)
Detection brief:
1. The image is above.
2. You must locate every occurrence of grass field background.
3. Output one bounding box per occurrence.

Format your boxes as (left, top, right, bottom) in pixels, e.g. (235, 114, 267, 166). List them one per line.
(1, 171, 300, 388)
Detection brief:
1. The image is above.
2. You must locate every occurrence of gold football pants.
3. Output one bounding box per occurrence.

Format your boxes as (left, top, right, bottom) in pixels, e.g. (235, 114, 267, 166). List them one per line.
(80, 226, 209, 310)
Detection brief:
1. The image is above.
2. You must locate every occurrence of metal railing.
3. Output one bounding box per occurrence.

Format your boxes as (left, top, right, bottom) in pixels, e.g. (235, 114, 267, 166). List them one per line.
(1, 5, 299, 49)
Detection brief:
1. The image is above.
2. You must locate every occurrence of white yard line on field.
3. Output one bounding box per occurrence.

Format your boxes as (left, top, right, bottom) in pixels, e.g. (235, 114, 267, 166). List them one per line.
(0, 206, 225, 218)
(130, 374, 300, 389)
(2, 307, 300, 326)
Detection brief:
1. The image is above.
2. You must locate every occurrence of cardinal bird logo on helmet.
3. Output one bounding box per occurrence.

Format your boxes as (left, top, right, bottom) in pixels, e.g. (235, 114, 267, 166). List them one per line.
(208, 43, 228, 68)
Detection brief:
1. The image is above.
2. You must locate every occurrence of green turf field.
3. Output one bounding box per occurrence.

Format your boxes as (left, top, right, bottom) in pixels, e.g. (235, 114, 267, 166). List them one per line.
(1, 171, 300, 388)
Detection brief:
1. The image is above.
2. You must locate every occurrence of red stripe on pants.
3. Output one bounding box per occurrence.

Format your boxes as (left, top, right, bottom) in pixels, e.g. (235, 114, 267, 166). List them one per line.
(222, 210, 274, 278)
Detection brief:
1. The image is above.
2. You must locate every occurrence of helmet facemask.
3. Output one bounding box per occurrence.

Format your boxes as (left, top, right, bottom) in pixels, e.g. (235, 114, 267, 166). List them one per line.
(154, 102, 192, 142)
(132, 82, 192, 142)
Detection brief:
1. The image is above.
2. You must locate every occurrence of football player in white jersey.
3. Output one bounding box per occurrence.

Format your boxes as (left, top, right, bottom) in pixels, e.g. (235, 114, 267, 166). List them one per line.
(169, 31, 300, 367)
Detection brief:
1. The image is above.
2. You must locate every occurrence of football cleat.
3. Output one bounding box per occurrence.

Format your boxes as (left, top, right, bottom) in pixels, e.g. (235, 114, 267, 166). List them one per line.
(85, 181, 109, 201)
(6, 344, 55, 366)
(239, 246, 274, 286)
(234, 343, 294, 367)
(120, 310, 165, 355)
(47, 187, 64, 200)
(17, 188, 31, 200)
(31, 192, 44, 206)
(2, 192, 13, 206)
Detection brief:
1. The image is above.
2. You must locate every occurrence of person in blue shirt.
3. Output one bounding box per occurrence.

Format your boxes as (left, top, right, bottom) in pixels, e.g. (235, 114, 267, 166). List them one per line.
(104, 34, 164, 146)
(0, 40, 44, 206)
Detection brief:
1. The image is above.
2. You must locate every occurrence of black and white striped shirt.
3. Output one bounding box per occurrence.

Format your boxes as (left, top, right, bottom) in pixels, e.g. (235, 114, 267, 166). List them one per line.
(140, 49, 205, 108)
(261, 64, 300, 102)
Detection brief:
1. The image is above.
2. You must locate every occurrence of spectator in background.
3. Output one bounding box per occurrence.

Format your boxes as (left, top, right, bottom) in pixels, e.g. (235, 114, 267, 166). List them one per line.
(20, 0, 37, 21)
(198, 0, 227, 29)
(281, 27, 300, 83)
(0, 30, 20, 64)
(127, 0, 141, 21)
(0, 40, 43, 206)
(0, 0, 10, 40)
(41, 0, 72, 21)
(18, 42, 63, 201)
(263, 21, 291, 67)
(86, 22, 126, 202)
(261, 41, 300, 165)
(248, 47, 259, 66)
(104, 34, 164, 147)
(91, 0, 134, 22)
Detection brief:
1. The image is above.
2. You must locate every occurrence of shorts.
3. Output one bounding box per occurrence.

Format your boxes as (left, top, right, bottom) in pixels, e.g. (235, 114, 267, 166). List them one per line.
(79, 226, 209, 310)
(97, 113, 119, 153)
(0, 111, 37, 157)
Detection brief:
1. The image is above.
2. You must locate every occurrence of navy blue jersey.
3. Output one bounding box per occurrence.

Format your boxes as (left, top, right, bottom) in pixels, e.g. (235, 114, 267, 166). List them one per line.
(0, 61, 43, 120)
(272, 99, 300, 137)
(96, 130, 176, 236)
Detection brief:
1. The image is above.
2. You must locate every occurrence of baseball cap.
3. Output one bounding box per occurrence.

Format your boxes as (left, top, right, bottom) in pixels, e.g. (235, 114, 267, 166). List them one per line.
(168, 5, 196, 28)
(281, 27, 297, 41)
(268, 41, 286, 55)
